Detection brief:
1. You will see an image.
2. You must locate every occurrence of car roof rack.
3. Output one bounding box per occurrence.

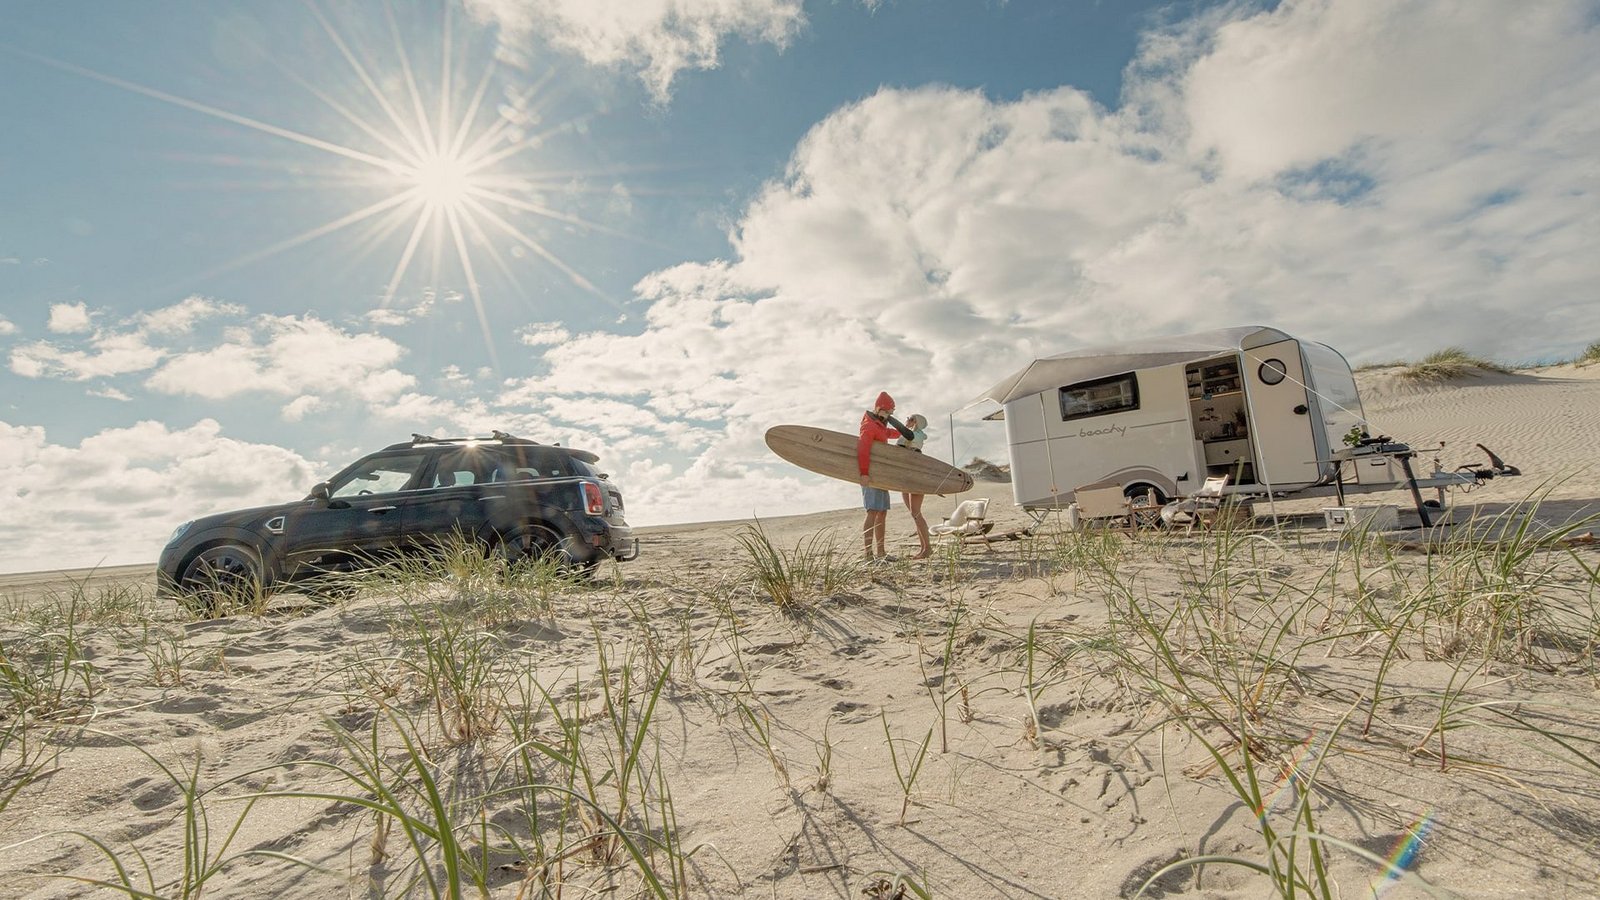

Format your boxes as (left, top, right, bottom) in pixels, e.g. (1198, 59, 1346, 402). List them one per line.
(380, 432, 599, 463)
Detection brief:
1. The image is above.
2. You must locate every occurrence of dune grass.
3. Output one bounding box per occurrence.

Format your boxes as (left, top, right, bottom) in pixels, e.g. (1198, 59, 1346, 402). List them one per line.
(734, 520, 861, 611)
(4, 493, 1599, 896)
(1398, 347, 1513, 381)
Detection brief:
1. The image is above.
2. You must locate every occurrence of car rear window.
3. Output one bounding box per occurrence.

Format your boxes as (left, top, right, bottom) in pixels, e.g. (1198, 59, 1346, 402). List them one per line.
(484, 448, 595, 480)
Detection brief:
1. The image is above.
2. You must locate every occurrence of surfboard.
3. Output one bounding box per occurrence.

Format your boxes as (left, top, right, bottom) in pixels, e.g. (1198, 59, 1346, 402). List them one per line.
(765, 425, 974, 495)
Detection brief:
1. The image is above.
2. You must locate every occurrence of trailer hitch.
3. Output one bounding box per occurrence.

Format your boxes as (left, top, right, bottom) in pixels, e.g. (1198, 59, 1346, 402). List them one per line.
(1474, 443, 1521, 477)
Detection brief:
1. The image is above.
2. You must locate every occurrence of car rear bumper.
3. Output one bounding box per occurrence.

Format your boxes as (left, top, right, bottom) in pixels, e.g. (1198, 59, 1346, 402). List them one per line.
(583, 520, 637, 562)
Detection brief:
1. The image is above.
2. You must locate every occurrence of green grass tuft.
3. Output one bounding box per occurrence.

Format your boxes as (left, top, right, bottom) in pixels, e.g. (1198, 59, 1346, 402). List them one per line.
(1398, 347, 1511, 381)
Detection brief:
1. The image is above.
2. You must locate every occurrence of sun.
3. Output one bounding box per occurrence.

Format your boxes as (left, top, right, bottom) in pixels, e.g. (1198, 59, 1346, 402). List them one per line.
(407, 151, 475, 211)
(18, 1, 622, 370)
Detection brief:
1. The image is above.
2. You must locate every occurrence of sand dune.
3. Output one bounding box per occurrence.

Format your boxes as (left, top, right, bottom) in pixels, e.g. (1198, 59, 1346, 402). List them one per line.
(2, 369, 1598, 898)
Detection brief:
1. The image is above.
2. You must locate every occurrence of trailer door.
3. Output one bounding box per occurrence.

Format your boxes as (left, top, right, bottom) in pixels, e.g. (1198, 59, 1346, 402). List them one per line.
(1243, 340, 1322, 488)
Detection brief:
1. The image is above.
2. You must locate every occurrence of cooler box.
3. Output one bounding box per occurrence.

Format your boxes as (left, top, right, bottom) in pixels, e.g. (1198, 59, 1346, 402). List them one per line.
(1323, 504, 1399, 532)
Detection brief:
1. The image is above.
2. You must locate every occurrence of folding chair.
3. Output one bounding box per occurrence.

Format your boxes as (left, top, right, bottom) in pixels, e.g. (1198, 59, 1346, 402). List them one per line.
(1071, 482, 1137, 534)
(1181, 474, 1231, 532)
(931, 498, 991, 537)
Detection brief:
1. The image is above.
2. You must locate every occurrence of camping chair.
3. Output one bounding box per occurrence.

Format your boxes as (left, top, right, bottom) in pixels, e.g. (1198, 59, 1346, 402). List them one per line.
(1071, 482, 1138, 534)
(931, 498, 993, 550)
(1183, 474, 1231, 532)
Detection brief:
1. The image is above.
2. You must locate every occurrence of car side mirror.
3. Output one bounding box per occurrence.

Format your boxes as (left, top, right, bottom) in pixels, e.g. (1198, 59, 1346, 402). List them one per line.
(308, 482, 331, 502)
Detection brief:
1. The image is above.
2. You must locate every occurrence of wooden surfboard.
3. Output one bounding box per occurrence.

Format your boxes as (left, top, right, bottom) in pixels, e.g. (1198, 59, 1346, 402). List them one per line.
(765, 425, 973, 495)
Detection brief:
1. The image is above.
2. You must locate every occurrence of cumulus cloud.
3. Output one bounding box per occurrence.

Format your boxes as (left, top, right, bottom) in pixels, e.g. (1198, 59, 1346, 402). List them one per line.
(47, 302, 93, 334)
(146, 314, 413, 404)
(0, 419, 321, 573)
(10, 296, 262, 381)
(11, 299, 466, 424)
(496, 0, 1600, 526)
(0, 317, 16, 336)
(11, 331, 166, 381)
(137, 295, 243, 335)
(464, 0, 806, 101)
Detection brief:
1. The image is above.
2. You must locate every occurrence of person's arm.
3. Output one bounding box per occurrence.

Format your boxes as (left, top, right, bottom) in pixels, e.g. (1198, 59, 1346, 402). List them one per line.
(885, 414, 914, 442)
(858, 415, 876, 479)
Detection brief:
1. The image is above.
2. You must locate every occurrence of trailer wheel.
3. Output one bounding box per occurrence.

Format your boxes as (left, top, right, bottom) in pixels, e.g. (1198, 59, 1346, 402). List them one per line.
(1125, 485, 1167, 505)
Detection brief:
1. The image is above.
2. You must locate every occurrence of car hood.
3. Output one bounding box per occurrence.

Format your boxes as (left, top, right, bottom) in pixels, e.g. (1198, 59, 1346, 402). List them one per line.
(183, 499, 310, 534)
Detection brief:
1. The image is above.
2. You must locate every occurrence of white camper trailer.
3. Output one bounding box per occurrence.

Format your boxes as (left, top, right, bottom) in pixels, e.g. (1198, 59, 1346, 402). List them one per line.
(975, 326, 1395, 509)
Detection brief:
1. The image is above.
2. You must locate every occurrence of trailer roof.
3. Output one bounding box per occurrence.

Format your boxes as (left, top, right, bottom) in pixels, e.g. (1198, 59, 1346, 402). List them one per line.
(971, 325, 1295, 407)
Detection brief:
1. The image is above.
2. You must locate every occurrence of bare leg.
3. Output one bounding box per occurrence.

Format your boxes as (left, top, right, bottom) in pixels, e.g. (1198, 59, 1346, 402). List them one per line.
(871, 510, 889, 558)
(904, 492, 930, 559)
(862, 511, 876, 560)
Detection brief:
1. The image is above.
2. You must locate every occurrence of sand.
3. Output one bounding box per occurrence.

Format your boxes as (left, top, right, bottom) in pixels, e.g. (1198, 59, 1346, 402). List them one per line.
(2, 364, 1598, 898)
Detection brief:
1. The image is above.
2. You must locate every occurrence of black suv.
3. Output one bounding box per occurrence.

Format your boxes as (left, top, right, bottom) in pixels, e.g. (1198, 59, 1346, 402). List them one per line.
(157, 432, 637, 606)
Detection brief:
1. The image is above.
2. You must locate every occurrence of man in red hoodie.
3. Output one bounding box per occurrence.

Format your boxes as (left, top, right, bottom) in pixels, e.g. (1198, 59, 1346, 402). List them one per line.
(859, 391, 913, 560)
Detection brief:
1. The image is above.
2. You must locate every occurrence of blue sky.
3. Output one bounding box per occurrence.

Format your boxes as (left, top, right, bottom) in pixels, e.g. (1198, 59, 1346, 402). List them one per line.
(2, 0, 1597, 573)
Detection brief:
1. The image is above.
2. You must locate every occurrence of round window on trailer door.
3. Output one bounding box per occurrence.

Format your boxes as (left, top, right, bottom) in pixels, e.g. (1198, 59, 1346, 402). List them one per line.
(1258, 359, 1288, 385)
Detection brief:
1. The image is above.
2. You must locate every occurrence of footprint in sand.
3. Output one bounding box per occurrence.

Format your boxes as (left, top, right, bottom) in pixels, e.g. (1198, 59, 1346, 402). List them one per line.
(830, 700, 874, 723)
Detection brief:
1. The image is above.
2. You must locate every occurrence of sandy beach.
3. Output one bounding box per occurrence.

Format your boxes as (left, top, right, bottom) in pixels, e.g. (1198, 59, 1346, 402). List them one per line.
(3, 364, 1599, 898)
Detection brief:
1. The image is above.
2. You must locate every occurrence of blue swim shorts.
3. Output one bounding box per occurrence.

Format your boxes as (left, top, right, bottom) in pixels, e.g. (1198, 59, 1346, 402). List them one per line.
(862, 486, 890, 511)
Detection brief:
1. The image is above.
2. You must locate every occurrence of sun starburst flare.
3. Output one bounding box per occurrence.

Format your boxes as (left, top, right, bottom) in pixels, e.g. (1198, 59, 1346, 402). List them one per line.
(12, 0, 633, 369)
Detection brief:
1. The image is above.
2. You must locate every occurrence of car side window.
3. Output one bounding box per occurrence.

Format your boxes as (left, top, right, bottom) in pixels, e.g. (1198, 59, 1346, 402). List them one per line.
(429, 450, 499, 489)
(330, 453, 427, 498)
(486, 452, 536, 482)
(520, 448, 571, 478)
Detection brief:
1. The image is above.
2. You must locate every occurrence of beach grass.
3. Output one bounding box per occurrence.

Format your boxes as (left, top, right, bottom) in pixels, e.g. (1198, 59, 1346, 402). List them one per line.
(1398, 347, 1513, 380)
(3, 489, 1600, 896)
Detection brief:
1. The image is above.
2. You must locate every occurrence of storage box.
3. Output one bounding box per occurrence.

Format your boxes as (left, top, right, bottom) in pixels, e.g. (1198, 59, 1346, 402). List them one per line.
(1322, 504, 1399, 532)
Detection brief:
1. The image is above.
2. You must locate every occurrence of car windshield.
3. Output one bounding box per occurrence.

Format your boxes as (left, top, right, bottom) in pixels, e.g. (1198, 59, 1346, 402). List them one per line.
(330, 453, 427, 498)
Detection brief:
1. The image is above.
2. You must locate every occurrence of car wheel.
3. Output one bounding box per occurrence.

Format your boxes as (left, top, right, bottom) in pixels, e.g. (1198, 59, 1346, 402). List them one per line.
(178, 543, 264, 617)
(500, 525, 594, 576)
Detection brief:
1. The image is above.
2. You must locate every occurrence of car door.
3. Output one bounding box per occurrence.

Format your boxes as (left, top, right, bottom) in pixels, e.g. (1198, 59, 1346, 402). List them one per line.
(280, 451, 429, 573)
(399, 447, 498, 551)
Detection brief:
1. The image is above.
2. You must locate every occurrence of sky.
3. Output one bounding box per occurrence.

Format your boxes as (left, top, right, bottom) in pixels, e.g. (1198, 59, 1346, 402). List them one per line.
(1, 0, 1597, 574)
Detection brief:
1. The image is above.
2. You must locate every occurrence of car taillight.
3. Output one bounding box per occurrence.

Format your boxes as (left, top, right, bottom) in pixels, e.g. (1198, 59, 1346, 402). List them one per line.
(582, 481, 605, 515)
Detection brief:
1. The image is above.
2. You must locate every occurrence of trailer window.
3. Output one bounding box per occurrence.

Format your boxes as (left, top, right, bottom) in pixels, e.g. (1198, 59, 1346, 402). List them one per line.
(1059, 373, 1139, 421)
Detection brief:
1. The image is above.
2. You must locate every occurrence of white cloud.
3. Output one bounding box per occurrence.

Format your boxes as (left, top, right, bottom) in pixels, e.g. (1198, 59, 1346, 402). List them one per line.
(364, 293, 438, 327)
(47, 302, 93, 334)
(464, 0, 806, 101)
(518, 322, 571, 346)
(0, 317, 16, 336)
(11, 331, 166, 381)
(281, 395, 325, 422)
(146, 314, 412, 404)
(87, 385, 132, 402)
(138, 295, 244, 335)
(0, 419, 321, 573)
(494, 0, 1600, 527)
(11, 296, 247, 381)
(1180, 1, 1597, 183)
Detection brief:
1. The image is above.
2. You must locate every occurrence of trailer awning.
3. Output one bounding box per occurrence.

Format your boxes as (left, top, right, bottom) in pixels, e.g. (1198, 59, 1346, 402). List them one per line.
(969, 325, 1294, 407)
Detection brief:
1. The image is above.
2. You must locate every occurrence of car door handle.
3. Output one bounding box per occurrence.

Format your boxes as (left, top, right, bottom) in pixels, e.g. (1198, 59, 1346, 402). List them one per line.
(369, 506, 398, 514)
(479, 495, 506, 501)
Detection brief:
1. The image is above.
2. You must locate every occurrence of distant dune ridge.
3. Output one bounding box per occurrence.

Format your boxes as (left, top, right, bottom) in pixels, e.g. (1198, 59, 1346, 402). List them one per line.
(2, 364, 1598, 897)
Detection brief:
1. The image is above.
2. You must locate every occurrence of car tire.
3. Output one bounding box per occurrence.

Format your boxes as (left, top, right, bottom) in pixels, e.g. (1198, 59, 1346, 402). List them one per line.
(500, 525, 596, 578)
(178, 543, 263, 618)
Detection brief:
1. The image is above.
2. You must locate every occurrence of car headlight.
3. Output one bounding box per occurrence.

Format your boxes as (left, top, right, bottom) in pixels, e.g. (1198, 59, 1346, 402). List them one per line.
(166, 521, 194, 546)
